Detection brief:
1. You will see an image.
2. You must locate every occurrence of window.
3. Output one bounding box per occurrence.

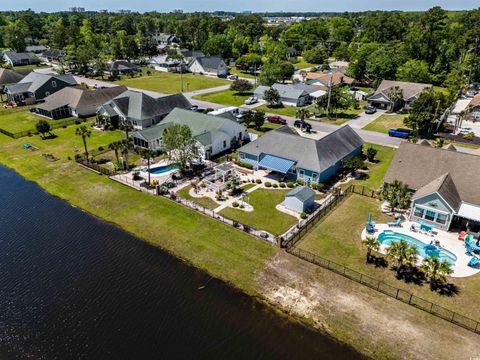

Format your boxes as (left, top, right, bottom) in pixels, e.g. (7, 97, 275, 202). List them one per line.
(436, 213, 448, 225)
(413, 207, 425, 218)
(239, 153, 245, 160)
(312, 173, 318, 181)
(51, 81, 57, 88)
(425, 210, 436, 221)
(223, 140, 227, 148)
(299, 169, 305, 178)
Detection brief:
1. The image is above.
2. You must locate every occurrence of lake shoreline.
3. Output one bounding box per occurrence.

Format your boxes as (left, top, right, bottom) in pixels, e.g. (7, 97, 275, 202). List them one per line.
(0, 161, 365, 358)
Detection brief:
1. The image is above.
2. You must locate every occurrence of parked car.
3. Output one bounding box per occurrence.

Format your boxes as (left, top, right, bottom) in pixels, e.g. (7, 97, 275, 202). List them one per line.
(388, 128, 411, 139)
(266, 115, 287, 125)
(164, 182, 176, 189)
(217, 73, 228, 79)
(364, 105, 377, 114)
(190, 105, 206, 113)
(466, 89, 478, 97)
(244, 96, 258, 105)
(459, 127, 473, 135)
(228, 75, 238, 80)
(294, 119, 307, 128)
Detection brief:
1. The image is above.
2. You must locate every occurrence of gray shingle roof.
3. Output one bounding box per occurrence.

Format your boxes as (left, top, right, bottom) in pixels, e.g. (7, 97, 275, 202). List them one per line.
(254, 83, 318, 101)
(412, 173, 462, 212)
(106, 91, 191, 121)
(5, 72, 76, 95)
(190, 56, 225, 73)
(3, 51, 39, 63)
(369, 80, 433, 102)
(239, 125, 363, 173)
(383, 142, 480, 205)
(286, 186, 315, 202)
(0, 68, 25, 86)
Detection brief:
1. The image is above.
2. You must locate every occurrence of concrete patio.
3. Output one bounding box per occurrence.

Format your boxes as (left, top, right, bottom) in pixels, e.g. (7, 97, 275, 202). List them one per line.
(362, 220, 480, 278)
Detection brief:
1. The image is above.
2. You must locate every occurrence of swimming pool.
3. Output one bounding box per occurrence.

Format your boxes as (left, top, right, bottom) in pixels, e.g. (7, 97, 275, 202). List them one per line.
(377, 230, 457, 265)
(146, 164, 179, 175)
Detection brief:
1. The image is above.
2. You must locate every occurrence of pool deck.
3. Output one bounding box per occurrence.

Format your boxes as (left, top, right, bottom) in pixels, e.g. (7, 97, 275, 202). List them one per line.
(362, 220, 480, 278)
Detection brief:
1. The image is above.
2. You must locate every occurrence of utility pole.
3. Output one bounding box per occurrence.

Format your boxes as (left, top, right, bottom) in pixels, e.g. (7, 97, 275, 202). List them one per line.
(180, 59, 184, 93)
(326, 72, 333, 119)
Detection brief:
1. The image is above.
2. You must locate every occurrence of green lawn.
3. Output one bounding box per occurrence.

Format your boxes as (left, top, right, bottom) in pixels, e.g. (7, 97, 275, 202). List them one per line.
(220, 188, 297, 235)
(256, 104, 315, 118)
(246, 122, 281, 136)
(451, 141, 480, 150)
(229, 67, 256, 79)
(241, 183, 257, 191)
(351, 143, 397, 190)
(297, 194, 480, 318)
(292, 57, 317, 70)
(192, 89, 253, 107)
(114, 68, 229, 93)
(0, 106, 79, 134)
(363, 114, 408, 134)
(177, 185, 219, 210)
(13, 64, 50, 71)
(0, 127, 275, 294)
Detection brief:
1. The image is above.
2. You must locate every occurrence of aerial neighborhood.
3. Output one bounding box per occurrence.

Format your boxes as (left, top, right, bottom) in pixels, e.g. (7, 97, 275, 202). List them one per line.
(1, 6, 480, 359)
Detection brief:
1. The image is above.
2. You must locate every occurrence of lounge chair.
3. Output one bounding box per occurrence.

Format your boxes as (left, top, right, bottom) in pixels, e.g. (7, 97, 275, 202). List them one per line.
(388, 218, 401, 227)
(458, 231, 467, 241)
(468, 257, 480, 269)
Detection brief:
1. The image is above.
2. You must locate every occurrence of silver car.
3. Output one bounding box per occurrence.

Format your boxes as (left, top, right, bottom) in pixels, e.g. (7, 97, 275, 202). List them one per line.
(245, 96, 258, 105)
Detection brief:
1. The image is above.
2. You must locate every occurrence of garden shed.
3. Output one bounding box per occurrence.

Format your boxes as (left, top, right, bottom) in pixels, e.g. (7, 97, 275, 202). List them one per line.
(284, 186, 315, 213)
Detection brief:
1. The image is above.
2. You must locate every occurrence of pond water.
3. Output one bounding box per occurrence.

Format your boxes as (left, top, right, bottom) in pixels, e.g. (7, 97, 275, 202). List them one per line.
(0, 165, 361, 359)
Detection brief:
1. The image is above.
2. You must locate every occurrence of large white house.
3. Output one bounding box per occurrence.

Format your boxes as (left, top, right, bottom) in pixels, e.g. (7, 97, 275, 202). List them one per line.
(188, 56, 227, 77)
(132, 108, 247, 160)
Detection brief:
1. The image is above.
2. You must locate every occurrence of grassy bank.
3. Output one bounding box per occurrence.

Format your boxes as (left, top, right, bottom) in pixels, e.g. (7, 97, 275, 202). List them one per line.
(0, 128, 275, 294)
(363, 114, 408, 134)
(192, 89, 253, 107)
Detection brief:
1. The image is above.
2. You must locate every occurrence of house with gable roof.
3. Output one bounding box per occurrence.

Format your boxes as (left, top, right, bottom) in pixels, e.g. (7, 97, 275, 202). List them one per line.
(367, 80, 433, 112)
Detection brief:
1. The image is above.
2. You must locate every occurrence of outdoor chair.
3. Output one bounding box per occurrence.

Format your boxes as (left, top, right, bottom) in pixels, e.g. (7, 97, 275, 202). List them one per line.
(388, 218, 402, 227)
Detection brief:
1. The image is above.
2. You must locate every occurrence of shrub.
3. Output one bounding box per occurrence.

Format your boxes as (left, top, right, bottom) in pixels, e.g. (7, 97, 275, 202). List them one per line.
(74, 154, 82, 161)
(296, 179, 305, 186)
(232, 201, 239, 208)
(67, 156, 72, 161)
(300, 212, 307, 219)
(464, 132, 475, 140)
(98, 146, 104, 152)
(75, 119, 81, 124)
(239, 204, 245, 209)
(255, 179, 262, 184)
(287, 182, 294, 188)
(237, 161, 253, 170)
(272, 183, 278, 188)
(312, 183, 325, 192)
(279, 183, 286, 188)
(265, 182, 272, 187)
(365, 146, 378, 162)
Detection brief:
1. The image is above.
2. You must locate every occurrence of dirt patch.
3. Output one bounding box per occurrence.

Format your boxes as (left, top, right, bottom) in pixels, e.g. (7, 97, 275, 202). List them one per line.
(256, 251, 479, 360)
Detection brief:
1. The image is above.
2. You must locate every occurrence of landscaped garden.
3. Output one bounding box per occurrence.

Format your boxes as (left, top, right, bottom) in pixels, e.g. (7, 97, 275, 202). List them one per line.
(296, 193, 480, 317)
(113, 67, 229, 93)
(362, 114, 408, 134)
(192, 89, 253, 107)
(220, 188, 297, 235)
(177, 185, 219, 210)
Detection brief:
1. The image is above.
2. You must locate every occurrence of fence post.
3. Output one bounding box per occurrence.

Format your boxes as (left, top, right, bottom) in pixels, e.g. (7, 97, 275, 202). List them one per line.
(395, 289, 400, 299)
(475, 321, 479, 333)
(408, 294, 413, 304)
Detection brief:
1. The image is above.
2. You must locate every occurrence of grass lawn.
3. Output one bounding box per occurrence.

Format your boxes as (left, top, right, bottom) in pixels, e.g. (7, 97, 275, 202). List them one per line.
(229, 67, 256, 79)
(363, 114, 408, 134)
(256, 104, 315, 118)
(0, 106, 80, 134)
(297, 194, 480, 318)
(0, 126, 275, 294)
(241, 183, 256, 191)
(451, 141, 480, 150)
(114, 68, 229, 93)
(351, 143, 397, 190)
(13, 64, 50, 71)
(220, 188, 297, 235)
(246, 122, 281, 136)
(292, 57, 317, 70)
(192, 89, 253, 107)
(177, 185, 219, 210)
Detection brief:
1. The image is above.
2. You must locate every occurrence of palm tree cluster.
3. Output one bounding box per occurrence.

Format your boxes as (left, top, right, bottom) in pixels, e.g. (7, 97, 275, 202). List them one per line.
(380, 180, 411, 214)
(361, 237, 453, 291)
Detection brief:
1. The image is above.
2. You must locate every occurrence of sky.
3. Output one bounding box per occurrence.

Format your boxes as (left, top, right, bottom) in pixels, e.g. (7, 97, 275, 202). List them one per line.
(0, 0, 478, 13)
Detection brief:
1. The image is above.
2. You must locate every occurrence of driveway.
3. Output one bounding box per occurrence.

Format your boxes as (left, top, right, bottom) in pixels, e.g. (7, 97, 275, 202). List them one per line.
(344, 109, 386, 129)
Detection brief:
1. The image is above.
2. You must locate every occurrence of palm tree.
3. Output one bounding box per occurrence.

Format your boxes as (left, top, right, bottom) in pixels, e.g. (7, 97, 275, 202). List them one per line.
(138, 148, 155, 185)
(121, 120, 133, 169)
(296, 108, 311, 121)
(75, 125, 92, 160)
(121, 139, 132, 171)
(386, 239, 418, 276)
(108, 141, 121, 164)
(420, 256, 453, 290)
(361, 236, 380, 263)
(380, 180, 411, 214)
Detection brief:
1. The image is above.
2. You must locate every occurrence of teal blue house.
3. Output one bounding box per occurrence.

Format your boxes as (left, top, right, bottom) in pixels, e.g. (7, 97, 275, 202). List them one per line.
(238, 125, 364, 184)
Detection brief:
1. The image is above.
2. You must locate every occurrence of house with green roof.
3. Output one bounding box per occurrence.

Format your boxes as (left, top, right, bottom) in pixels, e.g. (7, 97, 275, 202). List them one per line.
(132, 108, 247, 160)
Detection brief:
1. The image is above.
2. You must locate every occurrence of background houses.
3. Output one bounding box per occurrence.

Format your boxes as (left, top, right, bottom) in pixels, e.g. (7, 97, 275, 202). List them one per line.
(3, 51, 40, 67)
(132, 108, 247, 160)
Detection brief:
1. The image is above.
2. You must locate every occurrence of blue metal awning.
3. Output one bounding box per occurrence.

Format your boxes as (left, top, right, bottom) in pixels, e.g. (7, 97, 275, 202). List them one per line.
(258, 154, 296, 174)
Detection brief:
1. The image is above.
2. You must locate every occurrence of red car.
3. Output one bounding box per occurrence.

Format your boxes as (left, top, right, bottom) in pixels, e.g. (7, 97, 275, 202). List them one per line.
(266, 115, 287, 125)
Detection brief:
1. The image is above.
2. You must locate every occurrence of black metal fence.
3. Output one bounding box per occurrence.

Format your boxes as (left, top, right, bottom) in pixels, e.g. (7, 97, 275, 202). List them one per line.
(77, 160, 117, 176)
(288, 246, 480, 335)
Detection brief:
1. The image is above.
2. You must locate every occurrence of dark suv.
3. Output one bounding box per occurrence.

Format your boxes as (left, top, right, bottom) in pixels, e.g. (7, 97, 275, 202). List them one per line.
(364, 105, 377, 114)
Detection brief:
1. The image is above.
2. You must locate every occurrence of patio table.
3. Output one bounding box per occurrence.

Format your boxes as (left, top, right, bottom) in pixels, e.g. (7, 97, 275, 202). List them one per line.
(419, 221, 435, 232)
